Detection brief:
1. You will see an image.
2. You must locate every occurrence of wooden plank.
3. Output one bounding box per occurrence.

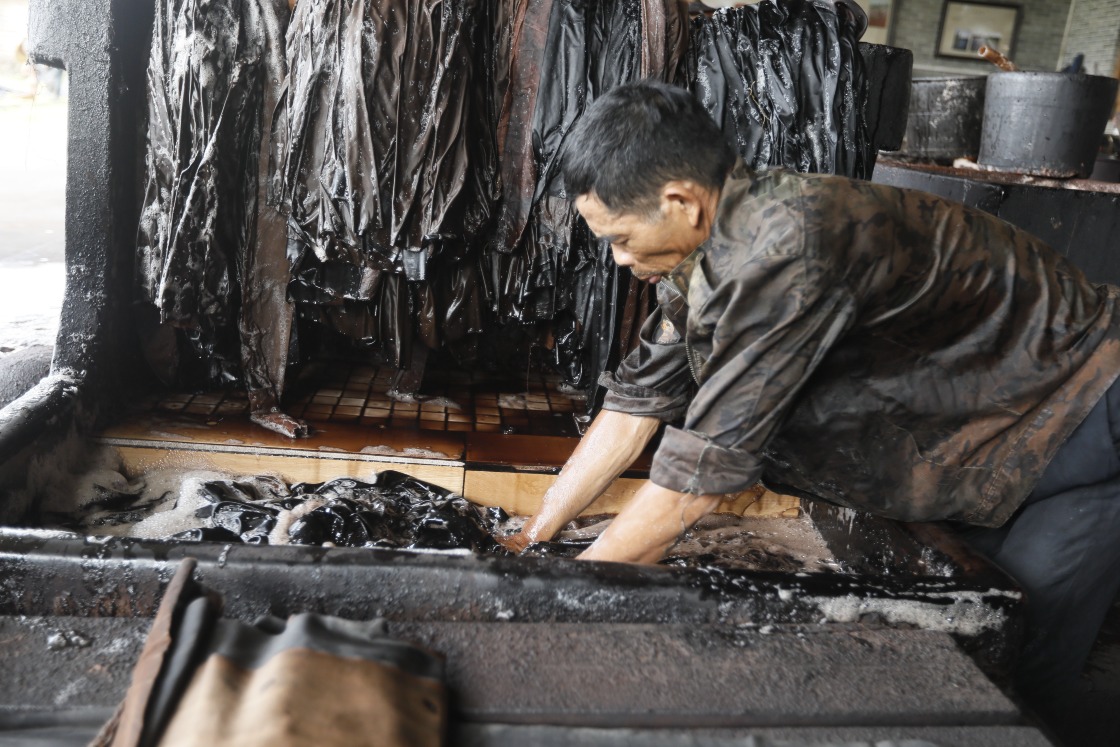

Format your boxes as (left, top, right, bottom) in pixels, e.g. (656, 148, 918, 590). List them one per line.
(110, 445, 465, 495)
(463, 470, 799, 518)
(1114, 49, 1120, 119)
(101, 413, 466, 460)
(465, 432, 653, 472)
(720, 487, 803, 518)
(464, 471, 645, 516)
(99, 414, 798, 517)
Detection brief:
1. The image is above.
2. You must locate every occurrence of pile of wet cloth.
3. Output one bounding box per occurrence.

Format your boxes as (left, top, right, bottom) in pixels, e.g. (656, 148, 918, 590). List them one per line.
(66, 471, 506, 553)
(59, 469, 838, 573)
(136, 0, 873, 402)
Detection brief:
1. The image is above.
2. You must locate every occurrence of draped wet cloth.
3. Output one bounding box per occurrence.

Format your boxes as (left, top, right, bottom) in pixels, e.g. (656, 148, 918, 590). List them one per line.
(486, 0, 870, 389)
(490, 0, 688, 388)
(94, 560, 446, 747)
(137, 0, 295, 402)
(687, 0, 873, 177)
(269, 0, 498, 370)
(135, 0, 877, 404)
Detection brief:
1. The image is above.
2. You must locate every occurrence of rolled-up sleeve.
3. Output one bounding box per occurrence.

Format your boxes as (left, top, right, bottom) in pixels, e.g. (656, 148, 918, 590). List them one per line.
(650, 426, 767, 494)
(650, 250, 856, 495)
(600, 301, 695, 422)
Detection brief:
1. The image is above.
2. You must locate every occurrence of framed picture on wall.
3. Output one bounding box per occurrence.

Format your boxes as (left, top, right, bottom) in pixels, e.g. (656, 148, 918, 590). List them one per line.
(936, 1, 1021, 60)
(853, 0, 895, 46)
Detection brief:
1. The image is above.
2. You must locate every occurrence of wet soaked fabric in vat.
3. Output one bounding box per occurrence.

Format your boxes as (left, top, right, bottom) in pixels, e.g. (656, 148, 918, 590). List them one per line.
(522, 512, 838, 573)
(70, 472, 506, 552)
(60, 470, 837, 572)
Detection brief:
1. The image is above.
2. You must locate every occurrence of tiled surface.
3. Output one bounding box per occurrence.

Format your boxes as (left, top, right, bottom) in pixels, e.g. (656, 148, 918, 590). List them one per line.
(111, 372, 669, 516)
(107, 368, 801, 517)
(151, 365, 588, 437)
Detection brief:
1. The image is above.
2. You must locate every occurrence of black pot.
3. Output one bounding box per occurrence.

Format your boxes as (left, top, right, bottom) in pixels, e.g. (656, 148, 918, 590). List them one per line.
(898, 76, 986, 160)
(978, 72, 1120, 178)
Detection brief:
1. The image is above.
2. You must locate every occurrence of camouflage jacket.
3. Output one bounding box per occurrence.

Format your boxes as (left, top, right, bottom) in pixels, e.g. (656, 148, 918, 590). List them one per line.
(600, 165, 1120, 526)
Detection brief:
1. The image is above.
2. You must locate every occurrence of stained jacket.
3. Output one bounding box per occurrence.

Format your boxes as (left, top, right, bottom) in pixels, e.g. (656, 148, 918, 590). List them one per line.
(600, 165, 1120, 527)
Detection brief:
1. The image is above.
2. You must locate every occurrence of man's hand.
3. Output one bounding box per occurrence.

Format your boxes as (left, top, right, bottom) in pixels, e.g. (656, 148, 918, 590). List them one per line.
(481, 409, 661, 551)
(577, 482, 723, 564)
(495, 530, 533, 554)
(493, 507, 571, 554)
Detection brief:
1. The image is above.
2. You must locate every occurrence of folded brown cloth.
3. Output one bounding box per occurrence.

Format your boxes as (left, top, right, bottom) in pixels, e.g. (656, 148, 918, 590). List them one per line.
(94, 559, 446, 747)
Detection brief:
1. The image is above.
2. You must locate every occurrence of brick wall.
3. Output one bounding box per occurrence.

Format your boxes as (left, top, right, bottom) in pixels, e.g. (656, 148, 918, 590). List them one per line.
(1062, 0, 1120, 76)
(890, 0, 1074, 76)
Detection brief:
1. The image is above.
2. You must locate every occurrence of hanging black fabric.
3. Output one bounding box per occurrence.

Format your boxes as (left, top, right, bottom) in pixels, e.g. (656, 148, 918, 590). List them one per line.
(687, 0, 872, 178)
(138, 0, 255, 336)
(488, 0, 870, 392)
(489, 0, 688, 389)
(136, 0, 874, 402)
(269, 0, 499, 368)
(136, 0, 294, 396)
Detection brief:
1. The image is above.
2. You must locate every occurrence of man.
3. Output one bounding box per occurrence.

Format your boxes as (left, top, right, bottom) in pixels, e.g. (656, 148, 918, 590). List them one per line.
(499, 80, 1120, 738)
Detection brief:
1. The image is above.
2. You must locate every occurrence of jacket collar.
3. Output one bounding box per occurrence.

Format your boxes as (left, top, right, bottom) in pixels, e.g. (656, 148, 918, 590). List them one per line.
(662, 160, 753, 297)
(665, 249, 702, 298)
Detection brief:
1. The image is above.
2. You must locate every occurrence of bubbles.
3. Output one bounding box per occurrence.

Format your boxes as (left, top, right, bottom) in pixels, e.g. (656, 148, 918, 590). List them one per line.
(46, 629, 91, 651)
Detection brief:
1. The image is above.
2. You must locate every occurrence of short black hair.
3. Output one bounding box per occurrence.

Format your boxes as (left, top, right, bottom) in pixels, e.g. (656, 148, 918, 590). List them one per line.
(562, 80, 736, 215)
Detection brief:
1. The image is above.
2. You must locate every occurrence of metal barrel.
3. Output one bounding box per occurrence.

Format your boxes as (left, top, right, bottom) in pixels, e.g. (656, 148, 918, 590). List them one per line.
(898, 76, 986, 160)
(979, 72, 1119, 178)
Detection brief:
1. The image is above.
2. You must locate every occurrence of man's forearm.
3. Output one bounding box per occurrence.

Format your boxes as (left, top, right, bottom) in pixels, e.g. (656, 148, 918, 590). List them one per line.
(517, 409, 661, 545)
(577, 482, 723, 564)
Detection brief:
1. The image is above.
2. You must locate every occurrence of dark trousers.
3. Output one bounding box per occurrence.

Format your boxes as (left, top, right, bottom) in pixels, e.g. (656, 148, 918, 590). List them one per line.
(956, 375, 1120, 738)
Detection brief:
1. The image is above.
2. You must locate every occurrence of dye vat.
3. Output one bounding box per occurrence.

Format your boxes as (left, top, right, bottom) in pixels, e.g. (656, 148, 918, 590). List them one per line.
(4, 415, 1023, 660)
(42, 465, 836, 574)
(1, 351, 1024, 671)
(0, 364, 1027, 736)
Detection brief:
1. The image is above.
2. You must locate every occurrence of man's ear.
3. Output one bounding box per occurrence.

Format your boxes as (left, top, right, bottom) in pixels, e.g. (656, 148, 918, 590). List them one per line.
(659, 181, 704, 228)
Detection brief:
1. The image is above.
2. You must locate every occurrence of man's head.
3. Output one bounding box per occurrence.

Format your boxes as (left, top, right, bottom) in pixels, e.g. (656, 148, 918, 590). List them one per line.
(563, 80, 736, 283)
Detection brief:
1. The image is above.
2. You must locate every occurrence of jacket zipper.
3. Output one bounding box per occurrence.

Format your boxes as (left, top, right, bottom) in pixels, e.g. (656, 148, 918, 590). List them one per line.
(660, 278, 703, 386)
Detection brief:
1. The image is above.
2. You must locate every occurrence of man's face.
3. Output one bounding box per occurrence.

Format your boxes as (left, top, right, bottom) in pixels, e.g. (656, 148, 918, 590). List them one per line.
(575, 193, 703, 285)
